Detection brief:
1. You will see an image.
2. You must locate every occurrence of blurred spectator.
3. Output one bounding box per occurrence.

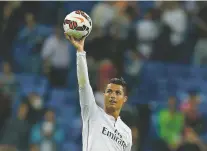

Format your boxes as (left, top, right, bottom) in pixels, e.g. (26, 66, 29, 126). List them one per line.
(151, 2, 188, 63)
(30, 109, 64, 151)
(114, 1, 129, 13)
(122, 1, 139, 20)
(131, 126, 139, 151)
(0, 146, 17, 151)
(30, 144, 39, 151)
(135, 8, 159, 59)
(24, 92, 45, 126)
(193, 3, 207, 65)
(36, 2, 60, 25)
(0, 62, 18, 97)
(109, 2, 133, 40)
(136, 104, 151, 151)
(124, 50, 143, 91)
(183, 1, 199, 15)
(177, 127, 206, 151)
(0, 2, 23, 63)
(41, 26, 71, 88)
(152, 1, 188, 63)
(106, 3, 137, 76)
(90, 2, 118, 37)
(97, 59, 116, 92)
(155, 96, 184, 150)
(87, 1, 130, 73)
(95, 59, 116, 108)
(84, 34, 111, 61)
(86, 1, 133, 67)
(0, 92, 12, 138)
(14, 12, 52, 73)
(180, 91, 206, 135)
(161, 1, 187, 46)
(0, 103, 30, 151)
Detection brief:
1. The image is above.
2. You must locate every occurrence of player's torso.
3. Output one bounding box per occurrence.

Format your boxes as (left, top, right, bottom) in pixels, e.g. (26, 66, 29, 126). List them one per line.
(82, 108, 130, 151)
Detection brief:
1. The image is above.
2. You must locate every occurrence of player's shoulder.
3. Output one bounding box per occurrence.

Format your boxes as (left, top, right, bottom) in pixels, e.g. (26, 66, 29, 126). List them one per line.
(119, 119, 132, 143)
(119, 119, 132, 134)
(97, 106, 105, 114)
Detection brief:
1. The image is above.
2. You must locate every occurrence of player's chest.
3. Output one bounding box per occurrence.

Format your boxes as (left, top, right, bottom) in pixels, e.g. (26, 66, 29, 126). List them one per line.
(92, 115, 129, 150)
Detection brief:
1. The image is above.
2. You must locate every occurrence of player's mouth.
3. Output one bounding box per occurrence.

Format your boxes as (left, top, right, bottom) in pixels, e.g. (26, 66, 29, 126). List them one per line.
(109, 100, 117, 105)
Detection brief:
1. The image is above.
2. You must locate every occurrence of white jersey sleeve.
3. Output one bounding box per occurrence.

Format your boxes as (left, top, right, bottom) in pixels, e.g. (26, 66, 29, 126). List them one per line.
(77, 51, 98, 120)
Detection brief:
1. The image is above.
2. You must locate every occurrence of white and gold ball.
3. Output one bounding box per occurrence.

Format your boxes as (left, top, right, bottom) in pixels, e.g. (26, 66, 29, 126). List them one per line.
(63, 10, 92, 39)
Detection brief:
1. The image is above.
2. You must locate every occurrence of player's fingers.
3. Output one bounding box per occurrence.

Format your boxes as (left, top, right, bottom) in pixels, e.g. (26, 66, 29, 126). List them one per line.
(70, 36, 76, 43)
(68, 36, 73, 42)
(69, 36, 77, 46)
(64, 33, 70, 40)
(80, 37, 86, 43)
(64, 33, 80, 48)
(69, 36, 77, 45)
(69, 36, 80, 48)
(64, 32, 68, 37)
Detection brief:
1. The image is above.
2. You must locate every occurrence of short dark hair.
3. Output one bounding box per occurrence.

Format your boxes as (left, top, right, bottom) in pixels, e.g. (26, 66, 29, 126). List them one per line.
(108, 77, 127, 95)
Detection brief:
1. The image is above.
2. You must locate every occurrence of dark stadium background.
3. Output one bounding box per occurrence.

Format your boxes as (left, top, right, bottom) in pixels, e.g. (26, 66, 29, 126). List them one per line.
(0, 1, 207, 151)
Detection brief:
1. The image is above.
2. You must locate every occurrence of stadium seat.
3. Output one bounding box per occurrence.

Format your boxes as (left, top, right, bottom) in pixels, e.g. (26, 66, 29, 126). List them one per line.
(65, 90, 79, 105)
(16, 73, 36, 87)
(63, 142, 80, 151)
(148, 113, 160, 140)
(34, 76, 49, 97)
(63, 1, 97, 14)
(48, 88, 68, 105)
(200, 133, 207, 143)
(67, 68, 78, 90)
(198, 101, 207, 113)
(12, 92, 23, 116)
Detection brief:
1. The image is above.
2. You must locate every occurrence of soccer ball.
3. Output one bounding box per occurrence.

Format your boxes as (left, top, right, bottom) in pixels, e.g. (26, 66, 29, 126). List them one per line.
(63, 10, 92, 40)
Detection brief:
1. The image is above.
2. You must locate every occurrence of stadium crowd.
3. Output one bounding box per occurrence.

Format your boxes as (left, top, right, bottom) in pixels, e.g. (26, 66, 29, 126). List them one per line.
(0, 1, 207, 151)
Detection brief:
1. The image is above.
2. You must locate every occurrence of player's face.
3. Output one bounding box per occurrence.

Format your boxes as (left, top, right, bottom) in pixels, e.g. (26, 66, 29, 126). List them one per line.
(104, 83, 127, 112)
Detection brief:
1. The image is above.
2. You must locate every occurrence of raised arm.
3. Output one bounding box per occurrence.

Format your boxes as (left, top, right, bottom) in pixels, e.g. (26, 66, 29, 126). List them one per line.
(65, 35, 98, 120)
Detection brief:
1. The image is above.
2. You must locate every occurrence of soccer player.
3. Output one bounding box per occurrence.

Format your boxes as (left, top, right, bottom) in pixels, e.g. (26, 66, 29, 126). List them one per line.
(65, 34, 132, 151)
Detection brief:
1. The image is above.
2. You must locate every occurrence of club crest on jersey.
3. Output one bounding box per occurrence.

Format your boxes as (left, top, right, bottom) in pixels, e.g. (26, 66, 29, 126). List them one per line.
(102, 127, 127, 149)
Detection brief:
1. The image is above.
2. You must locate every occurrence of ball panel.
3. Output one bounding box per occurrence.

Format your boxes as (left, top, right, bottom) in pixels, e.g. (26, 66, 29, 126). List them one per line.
(63, 10, 92, 39)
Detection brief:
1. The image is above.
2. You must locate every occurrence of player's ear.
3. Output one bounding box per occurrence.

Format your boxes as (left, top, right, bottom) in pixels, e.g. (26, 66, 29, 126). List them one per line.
(103, 90, 106, 95)
(123, 96, 127, 103)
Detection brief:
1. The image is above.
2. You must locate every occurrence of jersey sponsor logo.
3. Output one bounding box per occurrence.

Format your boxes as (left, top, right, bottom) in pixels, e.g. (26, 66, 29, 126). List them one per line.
(102, 127, 127, 149)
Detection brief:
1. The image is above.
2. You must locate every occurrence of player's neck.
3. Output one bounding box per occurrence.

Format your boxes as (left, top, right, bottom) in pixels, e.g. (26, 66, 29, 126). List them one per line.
(105, 109, 120, 120)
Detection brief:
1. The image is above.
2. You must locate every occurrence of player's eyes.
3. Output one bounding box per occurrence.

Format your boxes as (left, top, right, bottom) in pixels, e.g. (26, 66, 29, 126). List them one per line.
(107, 90, 112, 93)
(116, 91, 121, 95)
(106, 90, 121, 95)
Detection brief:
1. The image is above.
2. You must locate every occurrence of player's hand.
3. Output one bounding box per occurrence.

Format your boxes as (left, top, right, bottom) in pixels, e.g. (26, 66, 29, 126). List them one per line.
(64, 33, 85, 52)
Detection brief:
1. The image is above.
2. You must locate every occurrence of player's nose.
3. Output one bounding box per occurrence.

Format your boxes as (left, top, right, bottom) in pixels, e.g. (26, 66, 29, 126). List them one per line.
(110, 95, 115, 99)
(110, 92, 116, 98)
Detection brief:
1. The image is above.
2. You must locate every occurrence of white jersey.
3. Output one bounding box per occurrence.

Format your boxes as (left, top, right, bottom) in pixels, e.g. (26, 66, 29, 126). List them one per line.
(77, 51, 132, 151)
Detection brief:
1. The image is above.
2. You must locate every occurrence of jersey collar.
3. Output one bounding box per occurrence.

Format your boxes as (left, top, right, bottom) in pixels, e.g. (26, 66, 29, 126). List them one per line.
(106, 113, 121, 122)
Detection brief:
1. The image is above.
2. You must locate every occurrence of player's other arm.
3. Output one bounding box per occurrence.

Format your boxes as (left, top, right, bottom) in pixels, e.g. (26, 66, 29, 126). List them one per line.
(65, 35, 97, 120)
